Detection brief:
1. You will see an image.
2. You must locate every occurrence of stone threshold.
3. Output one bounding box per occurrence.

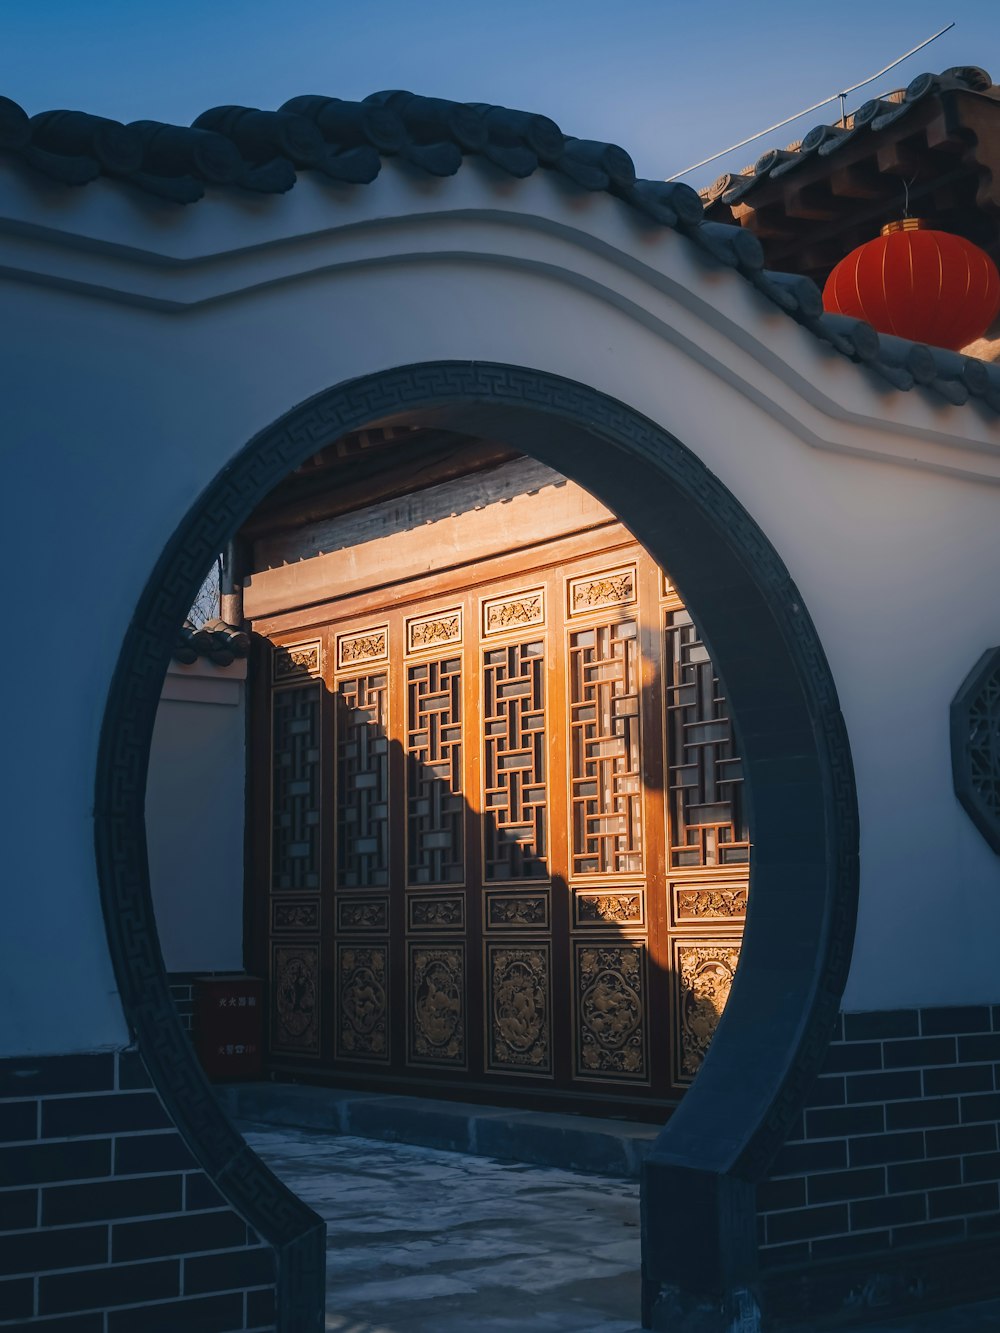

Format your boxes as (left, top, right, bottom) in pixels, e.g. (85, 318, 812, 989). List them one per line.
(215, 1081, 660, 1179)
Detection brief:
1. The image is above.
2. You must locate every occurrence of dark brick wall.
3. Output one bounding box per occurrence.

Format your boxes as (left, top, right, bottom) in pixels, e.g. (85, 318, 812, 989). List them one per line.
(759, 1004, 1000, 1325)
(0, 1050, 276, 1331)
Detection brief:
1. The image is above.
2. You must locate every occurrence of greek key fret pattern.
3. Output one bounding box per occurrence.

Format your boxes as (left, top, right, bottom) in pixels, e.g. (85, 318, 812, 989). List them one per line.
(336, 673, 389, 888)
(271, 685, 321, 892)
(483, 640, 548, 880)
(569, 620, 642, 874)
(664, 608, 750, 868)
(407, 657, 464, 884)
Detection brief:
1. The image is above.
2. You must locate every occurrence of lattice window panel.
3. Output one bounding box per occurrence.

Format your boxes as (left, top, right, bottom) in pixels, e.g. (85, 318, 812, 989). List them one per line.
(271, 684, 321, 891)
(483, 640, 548, 880)
(569, 620, 642, 874)
(336, 672, 389, 888)
(664, 608, 750, 868)
(407, 656, 464, 884)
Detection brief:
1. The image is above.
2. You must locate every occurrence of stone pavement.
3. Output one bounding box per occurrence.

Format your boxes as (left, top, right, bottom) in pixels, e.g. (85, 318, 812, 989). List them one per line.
(242, 1121, 1000, 1333)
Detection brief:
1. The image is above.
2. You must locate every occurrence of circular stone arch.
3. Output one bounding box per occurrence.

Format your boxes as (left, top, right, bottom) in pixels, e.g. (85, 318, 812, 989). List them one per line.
(95, 361, 858, 1330)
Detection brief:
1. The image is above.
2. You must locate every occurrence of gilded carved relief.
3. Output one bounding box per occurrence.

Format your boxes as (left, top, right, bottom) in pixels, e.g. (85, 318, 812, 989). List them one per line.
(483, 589, 544, 634)
(673, 886, 748, 922)
(575, 891, 643, 927)
(271, 900, 320, 933)
(675, 943, 741, 1080)
(409, 945, 465, 1066)
(408, 895, 465, 930)
(337, 627, 388, 668)
(486, 892, 549, 929)
(569, 568, 636, 614)
(576, 944, 646, 1079)
(489, 946, 550, 1072)
(272, 945, 319, 1053)
(336, 897, 388, 932)
(272, 640, 321, 682)
(407, 609, 462, 652)
(337, 945, 388, 1061)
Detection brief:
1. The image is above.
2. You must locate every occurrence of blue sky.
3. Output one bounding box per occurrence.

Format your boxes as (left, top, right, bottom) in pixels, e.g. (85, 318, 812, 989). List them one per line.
(2, 1, 996, 190)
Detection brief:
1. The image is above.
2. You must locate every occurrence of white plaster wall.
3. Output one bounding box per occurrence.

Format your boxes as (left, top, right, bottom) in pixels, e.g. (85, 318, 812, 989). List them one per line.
(3, 157, 1000, 1055)
(145, 661, 246, 976)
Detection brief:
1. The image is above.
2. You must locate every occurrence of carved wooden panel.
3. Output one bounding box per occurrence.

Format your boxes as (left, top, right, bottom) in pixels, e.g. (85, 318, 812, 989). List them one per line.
(272, 639, 321, 682)
(271, 899, 320, 933)
(337, 944, 389, 1062)
(336, 896, 389, 933)
(407, 893, 465, 932)
(664, 608, 750, 868)
(271, 684, 321, 892)
(408, 944, 466, 1067)
(574, 942, 647, 1080)
(673, 941, 742, 1083)
(482, 587, 545, 636)
(568, 566, 636, 615)
(484, 889, 550, 931)
(487, 944, 551, 1074)
(271, 943, 320, 1055)
(483, 639, 547, 880)
(569, 619, 642, 875)
(574, 889, 644, 930)
(671, 883, 748, 927)
(407, 607, 462, 653)
(335, 672, 389, 889)
(407, 656, 464, 884)
(337, 625, 388, 669)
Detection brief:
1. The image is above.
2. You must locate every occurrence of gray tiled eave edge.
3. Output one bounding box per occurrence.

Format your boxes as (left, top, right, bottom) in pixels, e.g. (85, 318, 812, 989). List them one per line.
(215, 1082, 659, 1180)
(3, 89, 1000, 417)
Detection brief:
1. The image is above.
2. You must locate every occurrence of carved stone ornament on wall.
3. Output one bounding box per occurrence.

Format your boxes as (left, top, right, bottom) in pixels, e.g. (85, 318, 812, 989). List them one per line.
(337, 626, 388, 669)
(407, 609, 462, 653)
(576, 943, 647, 1079)
(337, 945, 388, 1061)
(409, 945, 465, 1066)
(569, 567, 636, 614)
(272, 639, 321, 682)
(952, 647, 1000, 855)
(489, 945, 550, 1072)
(675, 943, 742, 1081)
(483, 589, 545, 635)
(272, 945, 319, 1054)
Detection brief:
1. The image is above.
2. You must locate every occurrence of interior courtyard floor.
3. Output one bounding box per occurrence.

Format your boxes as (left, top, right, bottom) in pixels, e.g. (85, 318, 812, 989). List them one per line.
(241, 1122, 1000, 1333)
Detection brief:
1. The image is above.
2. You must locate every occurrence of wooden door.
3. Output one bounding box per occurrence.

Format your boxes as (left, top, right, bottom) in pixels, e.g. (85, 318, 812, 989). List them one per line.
(252, 537, 749, 1117)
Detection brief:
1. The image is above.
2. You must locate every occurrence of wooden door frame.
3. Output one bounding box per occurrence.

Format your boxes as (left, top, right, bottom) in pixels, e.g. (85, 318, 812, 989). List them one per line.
(95, 361, 858, 1332)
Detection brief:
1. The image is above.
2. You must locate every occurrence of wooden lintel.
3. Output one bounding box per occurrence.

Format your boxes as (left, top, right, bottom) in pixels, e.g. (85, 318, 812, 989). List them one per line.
(876, 137, 930, 179)
(742, 207, 801, 242)
(828, 162, 884, 200)
(783, 184, 841, 222)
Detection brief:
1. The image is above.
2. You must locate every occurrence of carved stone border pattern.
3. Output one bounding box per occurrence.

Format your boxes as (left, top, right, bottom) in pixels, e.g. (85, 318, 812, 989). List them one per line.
(951, 646, 1000, 855)
(94, 361, 858, 1331)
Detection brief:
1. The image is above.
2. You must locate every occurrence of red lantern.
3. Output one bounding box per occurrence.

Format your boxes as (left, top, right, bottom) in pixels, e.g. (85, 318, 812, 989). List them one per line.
(822, 218, 1000, 351)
